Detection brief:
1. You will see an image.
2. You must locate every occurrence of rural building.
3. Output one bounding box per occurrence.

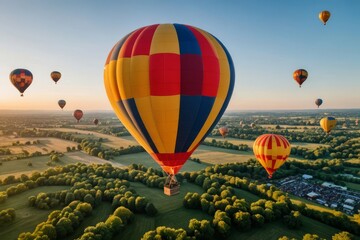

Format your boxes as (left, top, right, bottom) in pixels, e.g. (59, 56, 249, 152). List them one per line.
(344, 199, 355, 205)
(321, 182, 347, 190)
(302, 174, 313, 180)
(307, 191, 319, 199)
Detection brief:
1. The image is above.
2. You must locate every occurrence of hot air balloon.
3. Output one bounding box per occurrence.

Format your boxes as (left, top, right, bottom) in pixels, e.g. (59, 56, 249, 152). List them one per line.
(356, 118, 359, 126)
(51, 71, 61, 84)
(93, 118, 99, 125)
(73, 109, 83, 123)
(251, 123, 256, 129)
(253, 134, 291, 179)
(104, 23, 234, 196)
(293, 69, 308, 88)
(315, 98, 323, 108)
(319, 11, 331, 25)
(58, 100, 66, 110)
(219, 126, 229, 138)
(320, 116, 337, 133)
(9, 69, 33, 96)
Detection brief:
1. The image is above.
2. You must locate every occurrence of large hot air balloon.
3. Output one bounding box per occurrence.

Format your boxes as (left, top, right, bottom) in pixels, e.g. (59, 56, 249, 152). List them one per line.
(319, 11, 331, 25)
(315, 98, 323, 108)
(104, 23, 234, 195)
(9, 69, 33, 96)
(253, 134, 291, 179)
(320, 116, 337, 133)
(58, 100, 66, 110)
(51, 71, 61, 84)
(219, 126, 229, 138)
(293, 69, 308, 88)
(93, 118, 99, 125)
(73, 109, 83, 123)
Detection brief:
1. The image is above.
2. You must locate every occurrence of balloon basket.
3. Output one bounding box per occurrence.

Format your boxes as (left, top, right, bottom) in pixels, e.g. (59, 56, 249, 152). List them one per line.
(164, 174, 180, 196)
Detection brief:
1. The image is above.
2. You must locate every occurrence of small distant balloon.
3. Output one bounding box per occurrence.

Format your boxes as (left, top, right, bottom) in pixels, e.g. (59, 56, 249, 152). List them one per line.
(73, 109, 83, 123)
(315, 98, 323, 108)
(93, 118, 99, 125)
(219, 126, 229, 138)
(51, 71, 61, 84)
(58, 100, 66, 110)
(9, 68, 33, 96)
(319, 10, 331, 25)
(293, 69, 308, 88)
(320, 116, 337, 133)
(356, 118, 359, 126)
(251, 123, 256, 129)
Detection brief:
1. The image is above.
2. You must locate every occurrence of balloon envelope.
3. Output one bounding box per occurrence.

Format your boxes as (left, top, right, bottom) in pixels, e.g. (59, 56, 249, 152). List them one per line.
(58, 100, 66, 109)
(73, 110, 83, 123)
(315, 98, 323, 108)
(319, 11, 331, 25)
(51, 71, 61, 84)
(219, 126, 229, 138)
(320, 116, 337, 133)
(104, 23, 235, 175)
(253, 134, 291, 178)
(293, 69, 308, 87)
(9, 69, 33, 96)
(93, 118, 99, 125)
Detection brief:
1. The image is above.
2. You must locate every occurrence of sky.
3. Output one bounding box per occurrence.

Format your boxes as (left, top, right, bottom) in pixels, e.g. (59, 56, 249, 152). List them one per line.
(0, 0, 359, 111)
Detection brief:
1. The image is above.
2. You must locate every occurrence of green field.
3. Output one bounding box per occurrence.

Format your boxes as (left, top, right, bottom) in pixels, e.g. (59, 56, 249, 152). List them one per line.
(229, 215, 344, 240)
(63, 202, 113, 240)
(115, 181, 211, 239)
(207, 136, 329, 150)
(0, 186, 71, 240)
(113, 152, 209, 173)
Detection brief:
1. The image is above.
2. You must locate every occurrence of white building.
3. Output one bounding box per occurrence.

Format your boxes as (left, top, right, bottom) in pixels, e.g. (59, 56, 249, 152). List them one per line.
(302, 174, 313, 180)
(345, 199, 355, 205)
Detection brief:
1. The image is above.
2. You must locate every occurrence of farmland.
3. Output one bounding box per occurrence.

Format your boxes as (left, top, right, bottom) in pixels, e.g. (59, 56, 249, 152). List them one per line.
(0, 110, 359, 240)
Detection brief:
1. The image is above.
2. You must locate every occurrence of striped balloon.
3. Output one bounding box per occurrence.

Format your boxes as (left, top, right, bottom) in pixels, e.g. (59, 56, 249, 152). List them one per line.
(104, 23, 235, 175)
(320, 117, 337, 133)
(253, 134, 291, 178)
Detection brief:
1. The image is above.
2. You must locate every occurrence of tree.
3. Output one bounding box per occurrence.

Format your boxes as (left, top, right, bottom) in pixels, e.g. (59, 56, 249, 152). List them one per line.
(55, 217, 73, 237)
(251, 213, 265, 227)
(83, 194, 95, 206)
(233, 211, 251, 231)
(145, 203, 158, 216)
(65, 192, 75, 205)
(283, 211, 302, 229)
(188, 218, 214, 239)
(332, 231, 354, 240)
(303, 234, 324, 240)
(105, 215, 123, 234)
(113, 206, 133, 224)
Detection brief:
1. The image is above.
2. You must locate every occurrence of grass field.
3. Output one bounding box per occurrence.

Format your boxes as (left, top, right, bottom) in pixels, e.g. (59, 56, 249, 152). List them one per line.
(345, 182, 360, 192)
(63, 202, 113, 240)
(0, 155, 60, 179)
(229, 215, 345, 240)
(113, 152, 209, 173)
(116, 181, 211, 239)
(0, 186, 70, 240)
(207, 136, 329, 150)
(0, 136, 78, 154)
(42, 127, 138, 149)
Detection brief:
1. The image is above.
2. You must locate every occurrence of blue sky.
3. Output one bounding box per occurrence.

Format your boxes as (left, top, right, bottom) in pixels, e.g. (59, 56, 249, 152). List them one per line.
(0, 0, 359, 111)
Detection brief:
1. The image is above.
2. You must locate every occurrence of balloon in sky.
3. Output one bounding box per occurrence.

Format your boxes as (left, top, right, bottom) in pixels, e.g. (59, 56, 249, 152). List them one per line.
(319, 11, 331, 25)
(315, 98, 323, 108)
(58, 100, 66, 110)
(253, 134, 291, 179)
(73, 109, 83, 123)
(293, 69, 308, 88)
(93, 118, 99, 125)
(219, 126, 229, 138)
(104, 23, 235, 192)
(320, 116, 337, 133)
(9, 69, 33, 96)
(51, 71, 61, 84)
